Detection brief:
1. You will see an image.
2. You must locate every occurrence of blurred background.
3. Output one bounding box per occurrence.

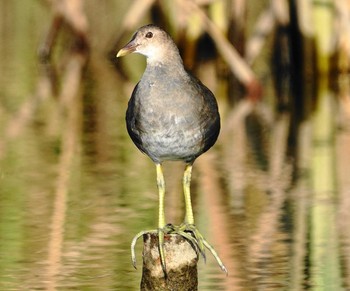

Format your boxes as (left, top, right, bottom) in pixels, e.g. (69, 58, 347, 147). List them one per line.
(1, 0, 350, 290)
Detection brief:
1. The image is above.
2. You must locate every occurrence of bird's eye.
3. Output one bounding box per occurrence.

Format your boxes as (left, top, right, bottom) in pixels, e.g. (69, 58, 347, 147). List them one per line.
(145, 32, 153, 38)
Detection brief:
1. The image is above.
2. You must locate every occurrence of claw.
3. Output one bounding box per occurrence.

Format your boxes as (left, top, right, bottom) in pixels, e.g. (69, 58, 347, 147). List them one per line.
(131, 229, 157, 269)
(176, 229, 201, 254)
(183, 231, 206, 261)
(158, 228, 167, 276)
(185, 225, 206, 262)
(130, 228, 169, 277)
(202, 240, 228, 276)
(167, 223, 227, 275)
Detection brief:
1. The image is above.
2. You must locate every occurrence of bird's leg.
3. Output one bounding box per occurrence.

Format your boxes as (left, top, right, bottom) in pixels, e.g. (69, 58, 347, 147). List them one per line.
(177, 163, 228, 275)
(156, 163, 167, 275)
(182, 163, 205, 255)
(183, 163, 194, 225)
(130, 164, 168, 275)
(130, 162, 227, 275)
(156, 163, 166, 229)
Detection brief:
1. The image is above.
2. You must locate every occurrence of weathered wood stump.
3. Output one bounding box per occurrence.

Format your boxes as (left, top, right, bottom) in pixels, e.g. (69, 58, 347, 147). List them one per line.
(141, 233, 198, 291)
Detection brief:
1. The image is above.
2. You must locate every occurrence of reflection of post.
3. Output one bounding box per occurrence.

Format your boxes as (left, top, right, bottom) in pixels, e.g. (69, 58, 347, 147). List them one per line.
(310, 76, 342, 289)
(141, 233, 198, 290)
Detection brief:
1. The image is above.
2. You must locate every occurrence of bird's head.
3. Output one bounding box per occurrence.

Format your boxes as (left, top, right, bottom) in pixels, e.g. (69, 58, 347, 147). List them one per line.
(117, 24, 180, 65)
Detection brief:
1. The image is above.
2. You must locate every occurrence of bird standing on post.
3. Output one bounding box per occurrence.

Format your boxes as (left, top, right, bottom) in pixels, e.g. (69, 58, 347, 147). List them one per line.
(117, 24, 227, 275)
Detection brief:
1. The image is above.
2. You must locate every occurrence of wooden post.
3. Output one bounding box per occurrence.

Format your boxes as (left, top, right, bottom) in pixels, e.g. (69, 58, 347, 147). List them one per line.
(141, 233, 198, 291)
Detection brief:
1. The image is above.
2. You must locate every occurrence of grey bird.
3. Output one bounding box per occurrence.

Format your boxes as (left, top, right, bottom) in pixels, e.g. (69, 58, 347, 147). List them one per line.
(117, 24, 227, 275)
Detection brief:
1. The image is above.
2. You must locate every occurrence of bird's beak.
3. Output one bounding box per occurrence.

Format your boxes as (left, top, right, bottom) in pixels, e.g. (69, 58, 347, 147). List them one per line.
(116, 40, 138, 58)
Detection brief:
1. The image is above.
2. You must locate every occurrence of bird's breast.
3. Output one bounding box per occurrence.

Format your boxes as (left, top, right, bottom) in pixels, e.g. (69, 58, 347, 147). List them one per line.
(127, 71, 219, 163)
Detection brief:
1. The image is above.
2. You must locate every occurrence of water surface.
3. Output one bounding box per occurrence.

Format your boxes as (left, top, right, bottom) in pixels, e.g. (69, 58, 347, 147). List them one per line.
(1, 1, 350, 290)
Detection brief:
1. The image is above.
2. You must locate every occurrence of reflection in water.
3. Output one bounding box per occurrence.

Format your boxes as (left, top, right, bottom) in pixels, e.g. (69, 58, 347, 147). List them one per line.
(46, 54, 86, 291)
(1, 2, 350, 291)
(309, 77, 342, 290)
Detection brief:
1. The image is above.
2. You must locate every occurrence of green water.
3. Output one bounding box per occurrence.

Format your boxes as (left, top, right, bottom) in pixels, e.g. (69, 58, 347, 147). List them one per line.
(1, 1, 350, 290)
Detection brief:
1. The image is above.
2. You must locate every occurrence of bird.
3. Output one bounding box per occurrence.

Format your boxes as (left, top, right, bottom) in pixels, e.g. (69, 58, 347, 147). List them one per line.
(117, 24, 227, 275)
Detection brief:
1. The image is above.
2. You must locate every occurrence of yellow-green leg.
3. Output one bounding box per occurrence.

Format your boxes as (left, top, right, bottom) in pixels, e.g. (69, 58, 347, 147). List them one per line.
(156, 163, 167, 274)
(182, 163, 205, 253)
(181, 162, 228, 275)
(131, 162, 227, 276)
(130, 163, 167, 275)
(156, 163, 166, 228)
(183, 163, 194, 225)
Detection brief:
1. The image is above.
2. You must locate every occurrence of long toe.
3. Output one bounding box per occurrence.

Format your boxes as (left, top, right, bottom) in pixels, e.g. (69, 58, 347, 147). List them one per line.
(131, 227, 170, 277)
(166, 223, 228, 275)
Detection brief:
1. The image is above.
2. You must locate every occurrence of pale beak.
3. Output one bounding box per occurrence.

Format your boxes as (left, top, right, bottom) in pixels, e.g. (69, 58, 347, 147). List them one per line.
(117, 40, 138, 58)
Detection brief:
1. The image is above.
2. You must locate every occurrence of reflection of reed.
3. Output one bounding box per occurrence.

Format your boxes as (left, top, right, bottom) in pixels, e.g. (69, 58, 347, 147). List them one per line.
(1, 0, 350, 289)
(221, 100, 254, 206)
(309, 78, 342, 289)
(0, 73, 52, 159)
(288, 121, 310, 290)
(337, 131, 350, 288)
(43, 1, 89, 289)
(197, 152, 242, 290)
(246, 114, 291, 286)
(219, 99, 293, 288)
(46, 54, 84, 291)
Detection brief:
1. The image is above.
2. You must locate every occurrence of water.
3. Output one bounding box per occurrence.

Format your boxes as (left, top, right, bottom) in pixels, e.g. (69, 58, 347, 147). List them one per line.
(1, 1, 350, 290)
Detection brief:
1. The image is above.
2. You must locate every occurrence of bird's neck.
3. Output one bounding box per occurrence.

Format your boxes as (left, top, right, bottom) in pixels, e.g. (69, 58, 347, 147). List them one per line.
(146, 45, 185, 69)
(145, 55, 187, 77)
(141, 60, 189, 91)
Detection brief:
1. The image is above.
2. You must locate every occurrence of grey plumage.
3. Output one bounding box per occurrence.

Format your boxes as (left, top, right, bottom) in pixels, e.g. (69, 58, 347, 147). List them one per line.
(123, 25, 220, 164)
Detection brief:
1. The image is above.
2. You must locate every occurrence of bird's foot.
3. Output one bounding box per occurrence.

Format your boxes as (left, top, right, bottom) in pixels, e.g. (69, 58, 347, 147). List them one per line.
(131, 229, 157, 269)
(166, 223, 228, 275)
(130, 227, 169, 275)
(130, 224, 227, 276)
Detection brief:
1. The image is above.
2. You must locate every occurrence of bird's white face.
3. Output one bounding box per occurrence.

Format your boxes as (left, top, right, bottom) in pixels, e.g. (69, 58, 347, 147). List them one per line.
(133, 32, 164, 60)
(117, 25, 177, 64)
